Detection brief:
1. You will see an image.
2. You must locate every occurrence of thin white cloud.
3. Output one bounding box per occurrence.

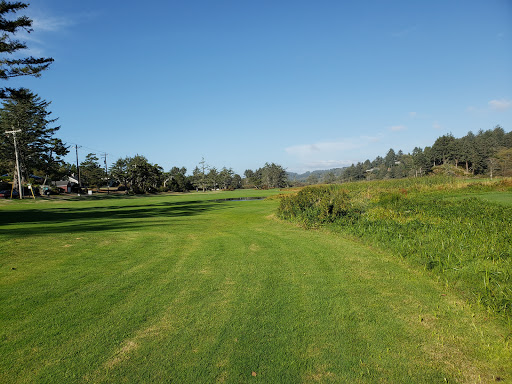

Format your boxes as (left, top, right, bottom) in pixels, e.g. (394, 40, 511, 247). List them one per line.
(285, 135, 385, 173)
(14, 9, 95, 56)
(390, 125, 407, 132)
(33, 16, 74, 32)
(13, 14, 73, 57)
(304, 160, 353, 169)
(433, 121, 442, 130)
(361, 135, 382, 143)
(287, 160, 354, 173)
(19, 13, 75, 42)
(488, 99, 512, 111)
(409, 112, 417, 118)
(285, 139, 360, 157)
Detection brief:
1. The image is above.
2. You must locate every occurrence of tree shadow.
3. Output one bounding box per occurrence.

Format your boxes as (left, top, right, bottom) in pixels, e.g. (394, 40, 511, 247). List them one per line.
(0, 199, 230, 235)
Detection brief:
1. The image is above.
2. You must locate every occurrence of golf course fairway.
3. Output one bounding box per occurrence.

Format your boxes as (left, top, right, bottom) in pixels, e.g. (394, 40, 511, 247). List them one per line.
(1, 190, 511, 383)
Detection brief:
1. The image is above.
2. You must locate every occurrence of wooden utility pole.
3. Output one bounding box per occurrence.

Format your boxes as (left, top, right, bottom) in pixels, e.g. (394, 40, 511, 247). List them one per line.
(103, 153, 109, 194)
(75, 144, 82, 187)
(5, 129, 22, 199)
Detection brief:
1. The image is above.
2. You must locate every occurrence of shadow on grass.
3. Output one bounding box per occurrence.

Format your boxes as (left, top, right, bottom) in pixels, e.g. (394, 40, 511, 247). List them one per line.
(0, 200, 229, 235)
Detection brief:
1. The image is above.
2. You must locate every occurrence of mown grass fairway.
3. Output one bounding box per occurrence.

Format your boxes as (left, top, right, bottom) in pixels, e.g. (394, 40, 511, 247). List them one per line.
(1, 190, 511, 383)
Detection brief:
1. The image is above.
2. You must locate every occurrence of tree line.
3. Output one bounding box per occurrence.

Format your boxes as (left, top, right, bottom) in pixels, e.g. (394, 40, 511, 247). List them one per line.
(75, 155, 288, 193)
(0, 85, 288, 193)
(306, 126, 512, 185)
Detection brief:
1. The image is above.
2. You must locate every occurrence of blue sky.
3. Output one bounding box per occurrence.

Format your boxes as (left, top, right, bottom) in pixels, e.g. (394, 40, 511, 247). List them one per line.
(7, 0, 512, 174)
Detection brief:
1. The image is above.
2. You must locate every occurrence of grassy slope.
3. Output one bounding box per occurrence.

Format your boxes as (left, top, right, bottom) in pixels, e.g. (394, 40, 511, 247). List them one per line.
(0, 191, 511, 383)
(278, 178, 512, 321)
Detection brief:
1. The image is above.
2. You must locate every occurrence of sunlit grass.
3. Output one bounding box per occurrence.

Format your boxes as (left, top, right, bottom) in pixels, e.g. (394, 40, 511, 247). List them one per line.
(1, 189, 511, 383)
(278, 177, 512, 322)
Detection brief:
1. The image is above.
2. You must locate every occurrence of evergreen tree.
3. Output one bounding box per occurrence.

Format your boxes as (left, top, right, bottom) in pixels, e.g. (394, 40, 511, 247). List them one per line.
(244, 168, 262, 188)
(192, 157, 208, 192)
(110, 157, 130, 188)
(354, 162, 365, 180)
(0, 1, 54, 98)
(492, 125, 506, 147)
(372, 156, 384, 168)
(342, 163, 365, 181)
(166, 166, 188, 192)
(0, 88, 67, 180)
(260, 162, 287, 188)
(504, 130, 512, 148)
(432, 134, 455, 165)
(192, 162, 208, 192)
(471, 130, 490, 174)
(423, 146, 434, 169)
(80, 153, 103, 188)
(459, 134, 474, 173)
(232, 173, 243, 189)
(322, 171, 336, 184)
(384, 148, 396, 168)
(411, 147, 427, 176)
(126, 155, 161, 193)
(306, 173, 319, 185)
(207, 166, 219, 190)
(218, 167, 234, 189)
(496, 148, 512, 177)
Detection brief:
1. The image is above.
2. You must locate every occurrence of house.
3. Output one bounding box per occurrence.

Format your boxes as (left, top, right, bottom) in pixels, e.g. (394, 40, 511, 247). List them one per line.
(54, 180, 72, 193)
(52, 177, 79, 193)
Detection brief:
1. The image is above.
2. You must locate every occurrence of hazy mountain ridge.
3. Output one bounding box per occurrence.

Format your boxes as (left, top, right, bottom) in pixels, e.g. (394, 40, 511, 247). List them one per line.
(287, 168, 346, 182)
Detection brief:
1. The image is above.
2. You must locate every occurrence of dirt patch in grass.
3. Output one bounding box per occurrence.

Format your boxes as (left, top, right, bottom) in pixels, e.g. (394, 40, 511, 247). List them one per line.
(304, 366, 336, 382)
(104, 340, 139, 369)
(249, 243, 260, 252)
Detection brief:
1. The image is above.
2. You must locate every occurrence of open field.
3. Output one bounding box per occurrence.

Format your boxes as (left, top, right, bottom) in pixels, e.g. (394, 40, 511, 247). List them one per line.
(1, 187, 512, 383)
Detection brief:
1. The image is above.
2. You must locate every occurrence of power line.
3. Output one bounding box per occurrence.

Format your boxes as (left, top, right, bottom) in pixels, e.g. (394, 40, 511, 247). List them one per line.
(62, 139, 123, 164)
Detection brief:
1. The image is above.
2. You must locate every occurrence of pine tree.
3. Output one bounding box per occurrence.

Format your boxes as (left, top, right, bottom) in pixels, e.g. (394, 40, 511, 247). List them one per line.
(110, 157, 130, 189)
(0, 1, 54, 98)
(80, 153, 103, 188)
(0, 88, 67, 179)
(432, 134, 455, 165)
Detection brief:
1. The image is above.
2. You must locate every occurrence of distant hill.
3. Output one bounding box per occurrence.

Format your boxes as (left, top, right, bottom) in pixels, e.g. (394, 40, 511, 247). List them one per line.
(287, 168, 346, 182)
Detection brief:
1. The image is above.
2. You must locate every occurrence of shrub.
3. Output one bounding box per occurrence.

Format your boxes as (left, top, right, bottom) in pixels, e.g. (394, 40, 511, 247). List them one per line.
(277, 185, 362, 227)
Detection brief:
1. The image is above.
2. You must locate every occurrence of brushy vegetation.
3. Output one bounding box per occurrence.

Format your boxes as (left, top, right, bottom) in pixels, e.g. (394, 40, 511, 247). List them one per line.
(278, 177, 512, 322)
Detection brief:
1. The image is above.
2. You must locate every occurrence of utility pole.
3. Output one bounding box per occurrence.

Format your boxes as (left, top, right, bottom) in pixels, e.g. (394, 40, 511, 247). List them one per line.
(199, 157, 207, 192)
(5, 129, 22, 199)
(103, 153, 109, 194)
(75, 144, 82, 188)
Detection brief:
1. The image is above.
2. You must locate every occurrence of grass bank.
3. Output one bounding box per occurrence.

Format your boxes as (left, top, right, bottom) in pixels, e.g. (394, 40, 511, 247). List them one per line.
(1, 189, 511, 383)
(278, 177, 512, 323)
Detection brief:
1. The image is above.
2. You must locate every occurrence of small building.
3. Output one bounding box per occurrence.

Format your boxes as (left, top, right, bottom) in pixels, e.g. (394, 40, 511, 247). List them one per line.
(52, 177, 79, 193)
(54, 180, 72, 193)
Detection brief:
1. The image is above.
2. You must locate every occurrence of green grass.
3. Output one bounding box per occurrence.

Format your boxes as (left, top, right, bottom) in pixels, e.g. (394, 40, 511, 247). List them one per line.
(278, 177, 512, 322)
(447, 191, 512, 206)
(1, 189, 511, 383)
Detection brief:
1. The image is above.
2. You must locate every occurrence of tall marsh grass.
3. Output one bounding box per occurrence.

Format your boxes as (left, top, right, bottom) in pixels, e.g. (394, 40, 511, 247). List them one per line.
(277, 177, 512, 320)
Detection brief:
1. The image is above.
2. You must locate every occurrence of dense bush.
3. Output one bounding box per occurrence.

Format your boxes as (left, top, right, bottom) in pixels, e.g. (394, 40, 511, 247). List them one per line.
(277, 185, 362, 227)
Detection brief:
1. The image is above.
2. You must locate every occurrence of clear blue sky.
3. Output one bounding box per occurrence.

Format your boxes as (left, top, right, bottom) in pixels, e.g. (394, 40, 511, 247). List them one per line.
(7, 0, 512, 174)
